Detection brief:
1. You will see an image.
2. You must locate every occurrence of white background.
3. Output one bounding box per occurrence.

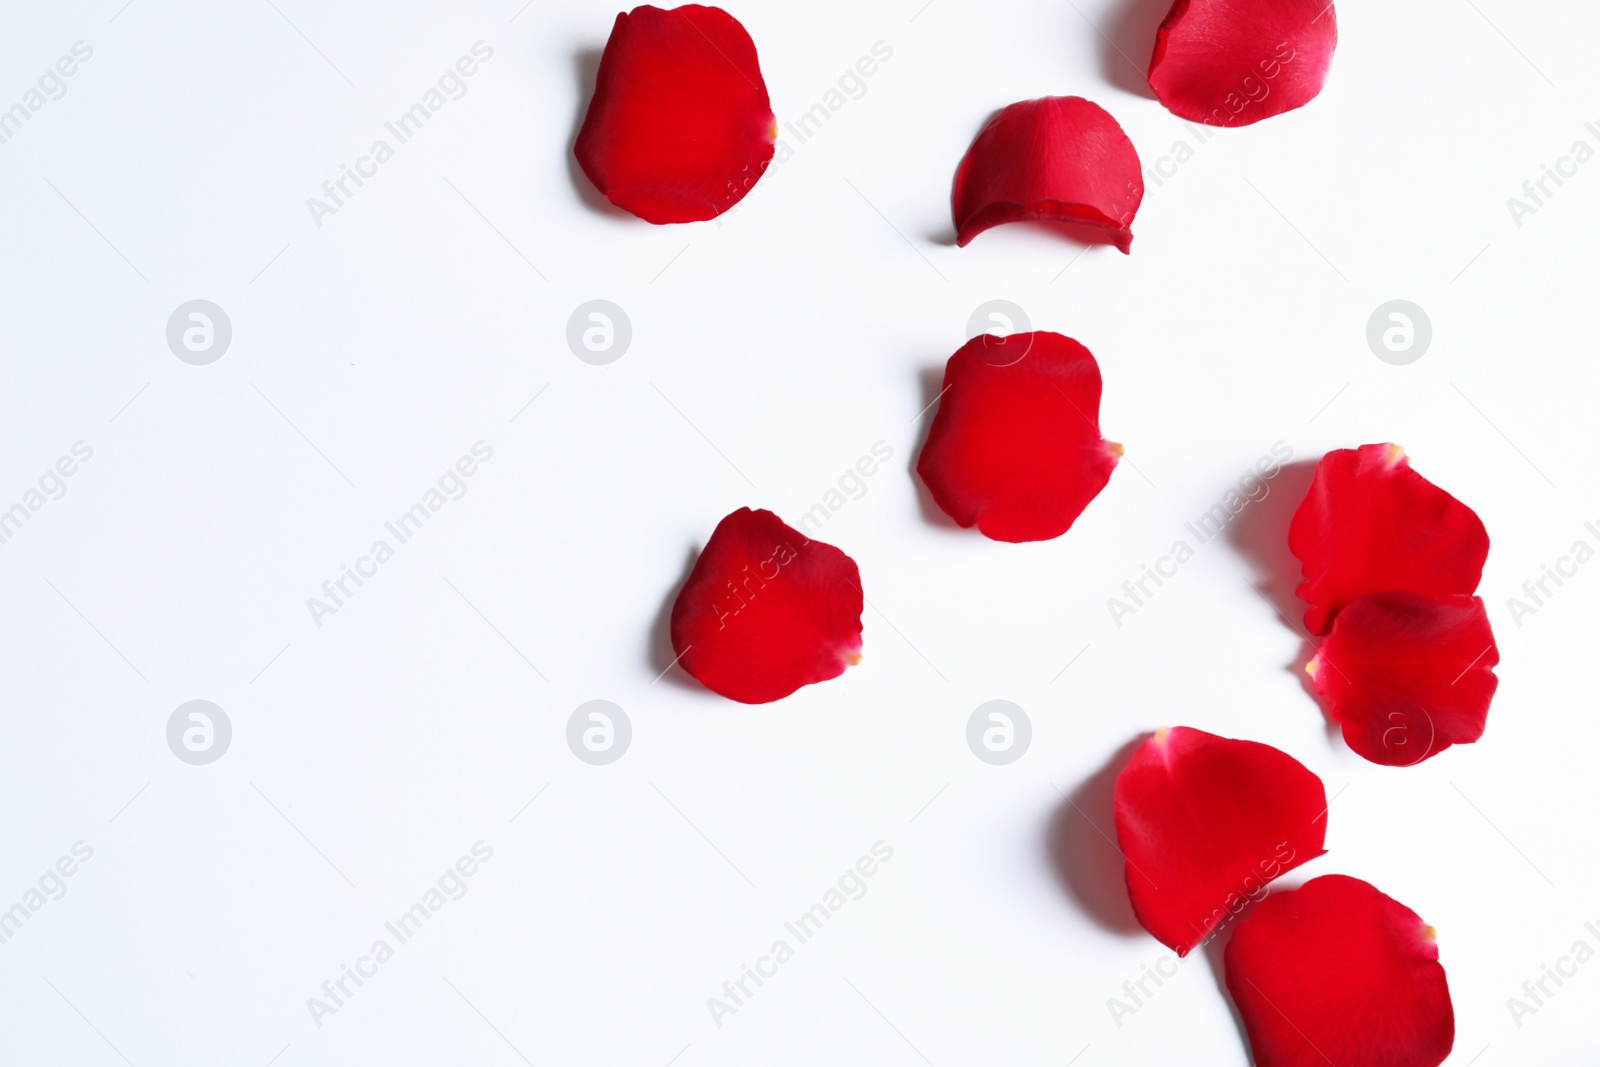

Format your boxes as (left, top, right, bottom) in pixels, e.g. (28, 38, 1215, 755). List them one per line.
(1, 0, 1597, 1063)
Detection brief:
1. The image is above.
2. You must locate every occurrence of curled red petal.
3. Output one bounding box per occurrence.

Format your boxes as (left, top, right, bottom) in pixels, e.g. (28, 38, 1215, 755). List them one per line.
(575, 5, 776, 223)
(1148, 0, 1337, 127)
(1289, 444, 1489, 635)
(952, 97, 1143, 251)
(1112, 727, 1327, 957)
(916, 331, 1121, 543)
(1226, 875, 1455, 1067)
(670, 508, 862, 704)
(1308, 592, 1498, 766)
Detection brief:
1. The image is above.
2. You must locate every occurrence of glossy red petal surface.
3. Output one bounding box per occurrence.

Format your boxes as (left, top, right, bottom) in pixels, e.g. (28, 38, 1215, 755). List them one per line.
(1289, 444, 1489, 635)
(575, 5, 776, 223)
(1226, 875, 1455, 1067)
(916, 331, 1121, 543)
(952, 97, 1143, 251)
(1309, 592, 1498, 766)
(670, 508, 862, 704)
(1112, 727, 1327, 956)
(1148, 0, 1337, 127)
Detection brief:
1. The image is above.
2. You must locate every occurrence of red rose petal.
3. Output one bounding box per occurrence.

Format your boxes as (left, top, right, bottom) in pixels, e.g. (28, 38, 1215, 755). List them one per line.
(916, 331, 1121, 543)
(1226, 875, 1455, 1067)
(952, 97, 1143, 251)
(670, 508, 863, 704)
(1289, 444, 1489, 635)
(1308, 592, 1498, 766)
(575, 5, 776, 223)
(1148, 0, 1337, 127)
(1113, 727, 1327, 956)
